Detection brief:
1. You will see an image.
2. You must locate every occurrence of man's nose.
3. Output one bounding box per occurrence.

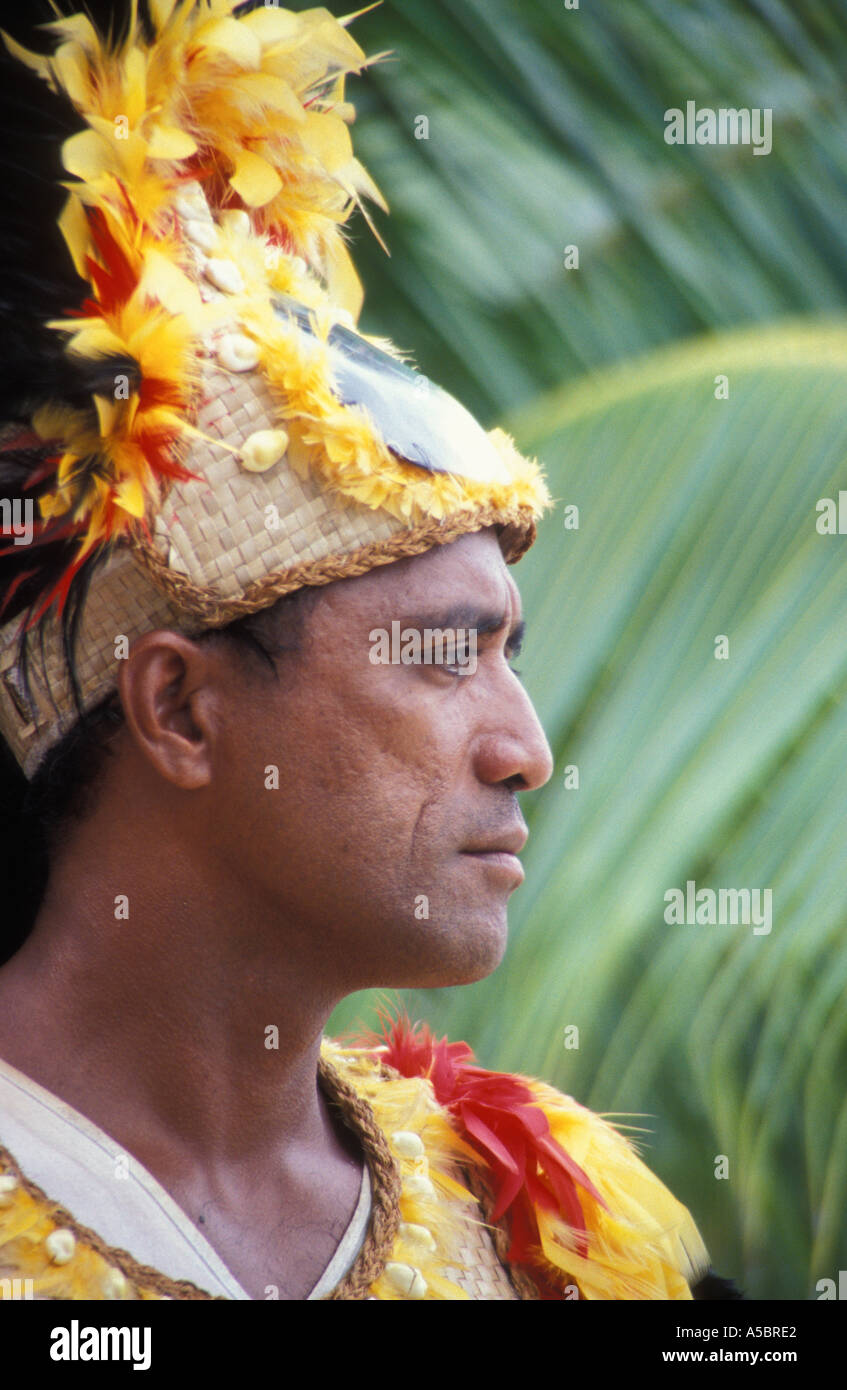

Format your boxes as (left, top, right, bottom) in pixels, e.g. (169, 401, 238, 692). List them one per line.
(472, 683, 554, 792)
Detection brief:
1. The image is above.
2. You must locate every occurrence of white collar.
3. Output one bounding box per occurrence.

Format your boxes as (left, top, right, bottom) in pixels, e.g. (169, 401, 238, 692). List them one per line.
(0, 1053, 370, 1299)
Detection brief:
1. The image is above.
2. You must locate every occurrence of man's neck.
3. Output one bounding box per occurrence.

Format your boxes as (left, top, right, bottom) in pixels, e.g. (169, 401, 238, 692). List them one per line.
(0, 847, 365, 1299)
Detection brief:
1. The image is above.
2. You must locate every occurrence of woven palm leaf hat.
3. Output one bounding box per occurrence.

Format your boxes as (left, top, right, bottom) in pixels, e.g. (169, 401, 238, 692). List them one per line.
(0, 0, 550, 779)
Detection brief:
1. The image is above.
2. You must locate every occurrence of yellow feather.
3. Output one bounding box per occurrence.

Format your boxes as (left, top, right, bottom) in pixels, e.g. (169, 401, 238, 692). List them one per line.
(138, 250, 204, 317)
(122, 45, 149, 125)
(1, 30, 52, 80)
(230, 150, 284, 207)
(147, 122, 198, 160)
(61, 128, 115, 181)
(321, 238, 364, 321)
(63, 323, 126, 359)
(526, 1078, 710, 1299)
(94, 393, 122, 438)
(57, 193, 91, 278)
(52, 42, 92, 107)
(228, 71, 306, 121)
(300, 109, 354, 175)
(114, 475, 146, 517)
(193, 15, 262, 68)
(42, 14, 103, 53)
(149, 0, 180, 31)
(240, 7, 304, 45)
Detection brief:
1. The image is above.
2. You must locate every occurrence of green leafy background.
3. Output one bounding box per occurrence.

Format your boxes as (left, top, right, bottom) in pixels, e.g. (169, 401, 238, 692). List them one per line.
(326, 0, 847, 1299)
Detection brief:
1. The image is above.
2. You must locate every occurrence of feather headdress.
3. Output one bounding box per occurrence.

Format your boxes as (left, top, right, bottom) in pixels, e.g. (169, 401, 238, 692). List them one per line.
(0, 0, 550, 777)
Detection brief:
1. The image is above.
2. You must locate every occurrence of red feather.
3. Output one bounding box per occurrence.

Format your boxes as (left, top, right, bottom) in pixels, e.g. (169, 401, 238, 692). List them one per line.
(0, 428, 44, 454)
(0, 514, 79, 561)
(360, 1010, 610, 1296)
(28, 544, 94, 627)
(84, 207, 138, 313)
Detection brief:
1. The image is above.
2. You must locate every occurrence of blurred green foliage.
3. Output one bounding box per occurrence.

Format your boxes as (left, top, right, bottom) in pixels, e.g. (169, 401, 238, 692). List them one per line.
(328, 1, 847, 1298)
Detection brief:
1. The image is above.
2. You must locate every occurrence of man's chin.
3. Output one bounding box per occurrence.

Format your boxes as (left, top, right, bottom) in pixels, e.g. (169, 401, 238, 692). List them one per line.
(386, 909, 510, 989)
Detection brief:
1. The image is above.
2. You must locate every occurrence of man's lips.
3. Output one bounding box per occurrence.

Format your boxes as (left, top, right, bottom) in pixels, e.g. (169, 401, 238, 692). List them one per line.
(459, 826, 528, 887)
(460, 825, 528, 857)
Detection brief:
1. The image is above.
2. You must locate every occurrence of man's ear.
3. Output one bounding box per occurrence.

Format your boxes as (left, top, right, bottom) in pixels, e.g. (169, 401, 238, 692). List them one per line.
(116, 631, 226, 790)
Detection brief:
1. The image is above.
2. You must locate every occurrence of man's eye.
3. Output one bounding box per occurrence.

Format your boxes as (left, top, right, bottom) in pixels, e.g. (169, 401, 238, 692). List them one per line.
(444, 661, 474, 677)
(439, 635, 476, 674)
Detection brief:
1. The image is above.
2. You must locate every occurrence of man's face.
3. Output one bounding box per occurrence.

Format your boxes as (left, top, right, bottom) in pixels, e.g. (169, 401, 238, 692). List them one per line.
(214, 529, 553, 991)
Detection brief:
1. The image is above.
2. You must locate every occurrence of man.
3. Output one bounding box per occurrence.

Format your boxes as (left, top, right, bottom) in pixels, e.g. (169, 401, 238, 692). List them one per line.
(0, 0, 739, 1299)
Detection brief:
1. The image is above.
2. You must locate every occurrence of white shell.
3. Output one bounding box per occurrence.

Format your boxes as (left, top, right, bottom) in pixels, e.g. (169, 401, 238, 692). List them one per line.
(167, 546, 189, 576)
(183, 219, 218, 253)
(392, 1130, 425, 1159)
(384, 1261, 428, 1299)
(45, 1229, 76, 1265)
(0, 1174, 17, 1206)
(240, 429, 289, 473)
(219, 210, 251, 237)
(403, 1173, 435, 1199)
(102, 1267, 131, 1300)
(216, 333, 260, 372)
(173, 187, 212, 222)
(398, 1221, 437, 1252)
(204, 259, 245, 295)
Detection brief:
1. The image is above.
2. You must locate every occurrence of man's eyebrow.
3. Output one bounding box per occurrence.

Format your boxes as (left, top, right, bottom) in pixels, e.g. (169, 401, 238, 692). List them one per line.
(398, 608, 526, 653)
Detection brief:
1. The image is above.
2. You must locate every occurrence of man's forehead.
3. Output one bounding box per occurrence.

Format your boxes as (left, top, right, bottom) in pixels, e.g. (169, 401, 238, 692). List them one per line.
(360, 531, 521, 616)
(282, 531, 524, 654)
(361, 530, 514, 631)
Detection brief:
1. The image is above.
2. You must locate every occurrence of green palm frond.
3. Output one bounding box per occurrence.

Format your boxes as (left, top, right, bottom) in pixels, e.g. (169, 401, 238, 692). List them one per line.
(351, 0, 847, 420)
(324, 0, 847, 1302)
(331, 321, 847, 1298)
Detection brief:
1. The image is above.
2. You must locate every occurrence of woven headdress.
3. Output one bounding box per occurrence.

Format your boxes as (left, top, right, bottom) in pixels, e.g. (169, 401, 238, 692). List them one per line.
(0, 0, 550, 778)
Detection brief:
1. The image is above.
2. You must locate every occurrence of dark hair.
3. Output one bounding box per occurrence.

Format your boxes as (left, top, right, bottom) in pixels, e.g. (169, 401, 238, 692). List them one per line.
(0, 1, 320, 961)
(0, 586, 320, 965)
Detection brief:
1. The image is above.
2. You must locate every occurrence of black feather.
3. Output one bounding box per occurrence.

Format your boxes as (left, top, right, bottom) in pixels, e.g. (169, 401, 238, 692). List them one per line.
(691, 1268, 747, 1300)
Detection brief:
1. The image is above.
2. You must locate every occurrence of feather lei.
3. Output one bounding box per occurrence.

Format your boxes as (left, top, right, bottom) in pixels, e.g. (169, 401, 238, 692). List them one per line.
(366, 1012, 712, 1300)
